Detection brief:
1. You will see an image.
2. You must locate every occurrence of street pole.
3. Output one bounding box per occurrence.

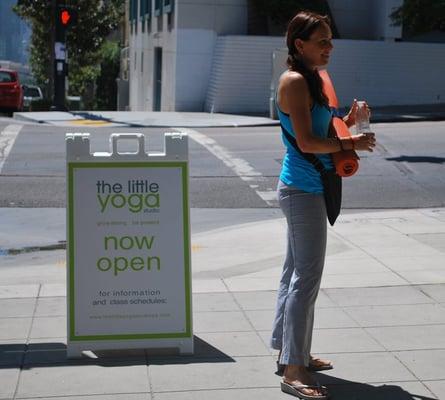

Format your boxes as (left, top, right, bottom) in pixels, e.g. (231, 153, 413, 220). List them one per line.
(52, 2, 68, 111)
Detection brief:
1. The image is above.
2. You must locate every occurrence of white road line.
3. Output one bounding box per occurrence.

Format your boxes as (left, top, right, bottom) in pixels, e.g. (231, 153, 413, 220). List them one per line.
(0, 124, 23, 174)
(177, 128, 276, 206)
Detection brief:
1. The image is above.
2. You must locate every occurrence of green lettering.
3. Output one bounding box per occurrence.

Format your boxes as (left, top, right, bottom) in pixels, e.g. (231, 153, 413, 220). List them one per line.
(114, 257, 128, 276)
(145, 193, 160, 208)
(135, 235, 155, 250)
(97, 257, 112, 271)
(147, 256, 161, 271)
(111, 194, 126, 208)
(120, 236, 134, 250)
(130, 257, 145, 271)
(97, 194, 110, 212)
(128, 194, 143, 213)
(104, 236, 118, 251)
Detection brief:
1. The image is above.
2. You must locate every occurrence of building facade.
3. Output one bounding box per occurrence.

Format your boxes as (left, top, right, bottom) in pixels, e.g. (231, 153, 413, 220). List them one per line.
(0, 0, 30, 65)
(128, 0, 248, 111)
(127, 0, 445, 113)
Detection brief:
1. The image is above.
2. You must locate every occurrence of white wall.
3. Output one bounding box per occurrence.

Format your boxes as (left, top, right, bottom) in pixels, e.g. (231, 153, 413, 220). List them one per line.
(328, 40, 445, 107)
(175, 29, 216, 111)
(176, 0, 247, 34)
(174, 0, 247, 111)
(205, 36, 284, 113)
(207, 36, 445, 114)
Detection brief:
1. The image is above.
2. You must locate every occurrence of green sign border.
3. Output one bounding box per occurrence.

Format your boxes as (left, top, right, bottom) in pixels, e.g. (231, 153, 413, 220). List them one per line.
(68, 161, 192, 341)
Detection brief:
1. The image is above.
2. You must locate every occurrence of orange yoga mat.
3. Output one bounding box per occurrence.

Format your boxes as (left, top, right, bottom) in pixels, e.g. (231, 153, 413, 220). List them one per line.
(319, 70, 359, 177)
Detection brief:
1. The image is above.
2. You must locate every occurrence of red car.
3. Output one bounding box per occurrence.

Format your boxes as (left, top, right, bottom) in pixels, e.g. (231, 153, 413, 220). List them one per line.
(0, 69, 24, 112)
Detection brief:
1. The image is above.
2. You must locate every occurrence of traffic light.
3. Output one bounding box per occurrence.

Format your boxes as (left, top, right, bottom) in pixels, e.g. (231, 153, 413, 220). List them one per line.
(53, 4, 77, 111)
(60, 9, 72, 26)
(56, 5, 77, 40)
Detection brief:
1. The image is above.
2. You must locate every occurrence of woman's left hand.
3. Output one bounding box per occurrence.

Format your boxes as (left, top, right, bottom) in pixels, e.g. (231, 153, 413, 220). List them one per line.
(344, 99, 371, 128)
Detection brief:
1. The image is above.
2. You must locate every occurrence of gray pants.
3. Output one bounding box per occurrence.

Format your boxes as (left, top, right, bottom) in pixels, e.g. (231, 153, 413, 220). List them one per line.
(270, 183, 327, 366)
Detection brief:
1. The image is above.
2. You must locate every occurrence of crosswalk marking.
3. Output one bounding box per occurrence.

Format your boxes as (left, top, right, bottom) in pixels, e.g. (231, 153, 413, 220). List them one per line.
(177, 128, 276, 206)
(0, 124, 23, 174)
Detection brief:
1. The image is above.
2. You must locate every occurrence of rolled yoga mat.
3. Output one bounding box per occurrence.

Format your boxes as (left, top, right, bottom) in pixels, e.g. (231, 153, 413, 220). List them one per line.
(319, 70, 360, 177)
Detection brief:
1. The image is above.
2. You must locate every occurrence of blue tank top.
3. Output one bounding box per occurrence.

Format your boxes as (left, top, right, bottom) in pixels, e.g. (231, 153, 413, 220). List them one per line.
(277, 102, 334, 194)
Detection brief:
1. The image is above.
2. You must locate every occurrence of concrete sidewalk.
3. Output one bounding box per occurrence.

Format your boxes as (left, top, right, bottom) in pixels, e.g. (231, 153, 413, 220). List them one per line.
(0, 207, 444, 399)
(12, 103, 445, 127)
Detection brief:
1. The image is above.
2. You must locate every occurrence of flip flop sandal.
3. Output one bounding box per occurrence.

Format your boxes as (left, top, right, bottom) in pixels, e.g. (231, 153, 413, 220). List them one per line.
(281, 380, 328, 400)
(307, 358, 333, 372)
(276, 359, 333, 374)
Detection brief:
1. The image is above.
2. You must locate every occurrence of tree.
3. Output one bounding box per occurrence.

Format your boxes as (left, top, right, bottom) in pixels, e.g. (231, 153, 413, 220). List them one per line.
(390, 0, 445, 38)
(14, 0, 124, 107)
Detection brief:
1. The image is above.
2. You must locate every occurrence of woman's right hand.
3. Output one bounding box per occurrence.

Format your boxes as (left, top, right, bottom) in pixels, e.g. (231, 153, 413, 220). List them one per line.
(351, 132, 376, 152)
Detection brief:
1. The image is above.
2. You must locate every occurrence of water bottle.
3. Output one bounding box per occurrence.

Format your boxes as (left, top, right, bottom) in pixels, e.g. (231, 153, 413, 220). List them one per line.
(355, 101, 370, 134)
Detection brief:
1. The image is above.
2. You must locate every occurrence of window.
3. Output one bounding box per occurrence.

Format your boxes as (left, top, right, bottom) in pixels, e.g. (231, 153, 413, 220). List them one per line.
(155, 0, 162, 17)
(140, 0, 145, 32)
(129, 0, 138, 22)
(146, 0, 152, 18)
(0, 71, 15, 83)
(163, 0, 173, 14)
(140, 0, 152, 32)
(130, 0, 138, 33)
(140, 0, 151, 19)
(24, 87, 41, 97)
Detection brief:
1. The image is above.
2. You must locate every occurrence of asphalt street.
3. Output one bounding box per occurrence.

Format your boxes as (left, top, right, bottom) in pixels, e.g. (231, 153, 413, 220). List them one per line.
(0, 118, 445, 209)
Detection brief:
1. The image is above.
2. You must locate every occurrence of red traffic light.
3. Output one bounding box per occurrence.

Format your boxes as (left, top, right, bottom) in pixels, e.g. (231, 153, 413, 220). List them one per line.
(57, 5, 76, 30)
(60, 9, 71, 26)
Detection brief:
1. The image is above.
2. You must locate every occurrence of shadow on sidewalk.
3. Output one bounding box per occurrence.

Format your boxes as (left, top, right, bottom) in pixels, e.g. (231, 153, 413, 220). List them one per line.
(386, 155, 445, 164)
(274, 370, 436, 399)
(75, 111, 147, 127)
(313, 372, 436, 400)
(0, 336, 235, 368)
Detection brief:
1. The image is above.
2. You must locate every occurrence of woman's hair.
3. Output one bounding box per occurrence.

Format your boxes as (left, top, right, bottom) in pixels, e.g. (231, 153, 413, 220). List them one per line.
(286, 11, 330, 107)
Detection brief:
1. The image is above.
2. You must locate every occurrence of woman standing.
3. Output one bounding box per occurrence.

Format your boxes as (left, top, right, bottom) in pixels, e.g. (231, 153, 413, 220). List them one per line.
(270, 11, 375, 399)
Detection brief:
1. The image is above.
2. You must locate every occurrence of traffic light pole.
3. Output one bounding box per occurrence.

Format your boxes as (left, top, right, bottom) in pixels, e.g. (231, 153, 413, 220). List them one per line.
(53, 12, 67, 111)
(53, 57, 67, 111)
(52, 3, 75, 111)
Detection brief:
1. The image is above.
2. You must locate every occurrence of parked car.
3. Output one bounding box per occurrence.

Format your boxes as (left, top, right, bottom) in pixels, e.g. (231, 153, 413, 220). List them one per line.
(0, 69, 23, 112)
(23, 85, 44, 110)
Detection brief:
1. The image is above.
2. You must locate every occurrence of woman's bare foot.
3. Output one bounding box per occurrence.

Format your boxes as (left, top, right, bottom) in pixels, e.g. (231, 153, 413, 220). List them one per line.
(283, 365, 327, 397)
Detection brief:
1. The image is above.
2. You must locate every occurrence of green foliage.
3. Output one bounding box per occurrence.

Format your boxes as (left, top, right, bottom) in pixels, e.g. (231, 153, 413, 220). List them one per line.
(390, 0, 445, 37)
(13, 1, 53, 95)
(14, 0, 124, 108)
(95, 41, 121, 111)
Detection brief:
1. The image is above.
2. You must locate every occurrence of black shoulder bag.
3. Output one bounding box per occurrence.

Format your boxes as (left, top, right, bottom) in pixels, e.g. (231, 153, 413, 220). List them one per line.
(280, 123, 342, 226)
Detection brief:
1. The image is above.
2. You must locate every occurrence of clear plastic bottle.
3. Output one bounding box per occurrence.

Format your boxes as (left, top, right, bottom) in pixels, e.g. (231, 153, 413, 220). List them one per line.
(355, 100, 370, 134)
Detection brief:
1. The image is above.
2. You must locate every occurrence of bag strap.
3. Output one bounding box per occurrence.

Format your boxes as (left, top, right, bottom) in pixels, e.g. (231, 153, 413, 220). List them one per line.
(280, 122, 328, 175)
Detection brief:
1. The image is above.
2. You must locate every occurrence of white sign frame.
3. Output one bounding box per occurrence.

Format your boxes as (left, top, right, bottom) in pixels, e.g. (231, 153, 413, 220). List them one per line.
(66, 133, 193, 358)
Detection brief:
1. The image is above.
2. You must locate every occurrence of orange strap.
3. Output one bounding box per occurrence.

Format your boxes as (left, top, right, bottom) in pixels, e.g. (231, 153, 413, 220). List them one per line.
(319, 70, 359, 177)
